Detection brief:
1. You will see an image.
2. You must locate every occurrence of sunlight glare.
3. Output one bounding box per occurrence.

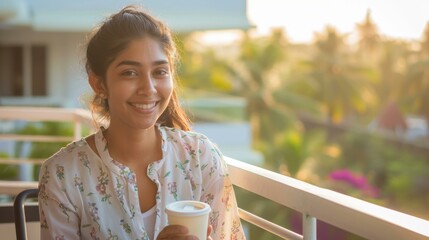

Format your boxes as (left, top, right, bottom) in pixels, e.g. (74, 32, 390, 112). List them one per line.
(247, 0, 429, 43)
(192, 30, 243, 46)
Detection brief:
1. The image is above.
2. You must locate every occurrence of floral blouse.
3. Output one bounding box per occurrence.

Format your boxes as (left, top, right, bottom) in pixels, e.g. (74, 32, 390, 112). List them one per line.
(38, 126, 245, 240)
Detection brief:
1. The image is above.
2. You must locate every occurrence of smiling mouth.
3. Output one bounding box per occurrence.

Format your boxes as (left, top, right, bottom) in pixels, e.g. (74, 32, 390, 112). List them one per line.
(130, 102, 157, 110)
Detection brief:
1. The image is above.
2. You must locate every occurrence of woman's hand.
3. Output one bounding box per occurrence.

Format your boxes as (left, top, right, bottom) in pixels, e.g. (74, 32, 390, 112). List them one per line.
(206, 225, 213, 240)
(157, 225, 213, 240)
(157, 225, 196, 239)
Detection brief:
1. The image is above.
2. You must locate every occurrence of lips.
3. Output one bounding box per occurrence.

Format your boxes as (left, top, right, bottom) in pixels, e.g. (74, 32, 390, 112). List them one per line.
(130, 102, 157, 110)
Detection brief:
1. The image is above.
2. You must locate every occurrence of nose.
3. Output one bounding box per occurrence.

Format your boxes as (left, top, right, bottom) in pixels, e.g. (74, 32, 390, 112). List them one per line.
(137, 74, 157, 96)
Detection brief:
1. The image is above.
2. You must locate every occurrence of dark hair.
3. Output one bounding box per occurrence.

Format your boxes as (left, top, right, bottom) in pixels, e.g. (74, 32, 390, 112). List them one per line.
(85, 5, 191, 130)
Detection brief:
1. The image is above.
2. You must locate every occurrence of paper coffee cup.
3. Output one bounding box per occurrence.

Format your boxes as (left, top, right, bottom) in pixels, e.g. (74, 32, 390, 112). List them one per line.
(166, 200, 211, 239)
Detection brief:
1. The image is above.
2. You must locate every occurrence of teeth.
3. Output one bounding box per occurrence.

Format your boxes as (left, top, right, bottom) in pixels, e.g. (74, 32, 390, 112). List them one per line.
(132, 103, 156, 109)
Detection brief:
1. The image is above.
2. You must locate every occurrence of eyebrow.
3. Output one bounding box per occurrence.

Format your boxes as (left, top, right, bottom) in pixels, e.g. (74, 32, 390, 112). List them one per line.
(115, 60, 169, 68)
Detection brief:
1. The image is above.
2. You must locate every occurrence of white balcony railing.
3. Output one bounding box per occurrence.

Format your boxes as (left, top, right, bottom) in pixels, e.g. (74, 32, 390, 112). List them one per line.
(0, 107, 95, 195)
(1, 106, 429, 240)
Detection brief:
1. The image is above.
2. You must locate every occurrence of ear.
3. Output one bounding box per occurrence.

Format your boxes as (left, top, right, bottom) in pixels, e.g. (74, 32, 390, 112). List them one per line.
(88, 72, 106, 96)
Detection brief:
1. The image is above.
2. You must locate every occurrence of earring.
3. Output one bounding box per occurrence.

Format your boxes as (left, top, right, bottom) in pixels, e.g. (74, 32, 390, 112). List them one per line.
(96, 93, 107, 106)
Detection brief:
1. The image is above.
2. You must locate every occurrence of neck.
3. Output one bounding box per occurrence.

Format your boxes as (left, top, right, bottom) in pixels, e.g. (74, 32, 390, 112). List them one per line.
(103, 125, 161, 165)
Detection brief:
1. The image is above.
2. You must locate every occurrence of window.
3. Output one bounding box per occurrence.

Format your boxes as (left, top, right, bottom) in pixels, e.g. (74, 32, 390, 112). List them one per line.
(0, 45, 47, 97)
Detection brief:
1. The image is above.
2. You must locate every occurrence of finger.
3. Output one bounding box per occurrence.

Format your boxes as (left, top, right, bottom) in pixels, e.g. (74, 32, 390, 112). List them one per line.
(207, 225, 213, 237)
(157, 225, 190, 239)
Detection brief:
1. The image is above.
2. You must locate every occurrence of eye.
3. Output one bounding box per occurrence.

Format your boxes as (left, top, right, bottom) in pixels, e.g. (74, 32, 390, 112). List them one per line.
(121, 70, 138, 77)
(153, 68, 170, 78)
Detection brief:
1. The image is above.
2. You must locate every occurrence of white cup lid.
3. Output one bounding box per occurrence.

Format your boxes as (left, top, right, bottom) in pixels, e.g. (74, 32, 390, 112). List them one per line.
(166, 200, 211, 217)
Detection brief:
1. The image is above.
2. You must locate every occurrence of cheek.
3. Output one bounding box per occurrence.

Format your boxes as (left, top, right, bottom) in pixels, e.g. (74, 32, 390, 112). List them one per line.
(160, 79, 174, 98)
(107, 81, 135, 99)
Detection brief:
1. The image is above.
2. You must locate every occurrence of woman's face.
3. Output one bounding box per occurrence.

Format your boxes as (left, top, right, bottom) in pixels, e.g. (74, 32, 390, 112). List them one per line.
(103, 37, 173, 131)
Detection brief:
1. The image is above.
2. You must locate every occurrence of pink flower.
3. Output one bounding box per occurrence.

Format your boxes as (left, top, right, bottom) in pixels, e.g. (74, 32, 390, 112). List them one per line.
(329, 169, 379, 198)
(96, 184, 106, 195)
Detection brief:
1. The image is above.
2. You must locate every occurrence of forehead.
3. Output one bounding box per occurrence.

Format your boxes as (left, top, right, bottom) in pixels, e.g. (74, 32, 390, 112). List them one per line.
(113, 37, 168, 63)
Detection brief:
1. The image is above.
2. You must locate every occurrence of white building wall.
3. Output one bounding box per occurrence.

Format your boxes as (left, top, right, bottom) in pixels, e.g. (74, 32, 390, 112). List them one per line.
(0, 29, 88, 108)
(48, 32, 89, 108)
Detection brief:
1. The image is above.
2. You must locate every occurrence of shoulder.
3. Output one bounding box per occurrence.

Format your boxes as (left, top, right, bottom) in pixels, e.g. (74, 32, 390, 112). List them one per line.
(161, 126, 210, 144)
(161, 126, 219, 150)
(161, 126, 224, 163)
(41, 138, 94, 172)
(161, 126, 207, 139)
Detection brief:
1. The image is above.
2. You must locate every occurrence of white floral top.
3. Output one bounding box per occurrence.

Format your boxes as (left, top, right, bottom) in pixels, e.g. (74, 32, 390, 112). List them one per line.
(38, 126, 245, 240)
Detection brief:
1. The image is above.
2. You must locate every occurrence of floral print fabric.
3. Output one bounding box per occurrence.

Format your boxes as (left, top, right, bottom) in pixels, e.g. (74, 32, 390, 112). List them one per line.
(38, 126, 245, 240)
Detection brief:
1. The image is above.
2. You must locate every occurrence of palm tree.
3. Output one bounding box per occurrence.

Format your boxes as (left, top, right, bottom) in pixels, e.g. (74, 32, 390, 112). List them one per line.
(226, 28, 318, 144)
(376, 40, 409, 105)
(356, 9, 381, 62)
(422, 22, 429, 58)
(176, 35, 233, 91)
(402, 22, 429, 122)
(230, 28, 291, 144)
(306, 26, 371, 124)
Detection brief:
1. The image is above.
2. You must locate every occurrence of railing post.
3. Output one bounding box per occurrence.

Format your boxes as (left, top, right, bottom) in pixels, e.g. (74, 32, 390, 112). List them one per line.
(303, 213, 317, 240)
(74, 121, 82, 140)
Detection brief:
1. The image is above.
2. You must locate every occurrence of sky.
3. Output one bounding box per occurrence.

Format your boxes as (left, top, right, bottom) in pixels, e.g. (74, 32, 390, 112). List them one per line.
(247, 0, 429, 43)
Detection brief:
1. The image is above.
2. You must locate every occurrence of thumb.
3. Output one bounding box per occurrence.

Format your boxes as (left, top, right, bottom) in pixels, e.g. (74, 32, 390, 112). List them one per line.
(207, 225, 213, 239)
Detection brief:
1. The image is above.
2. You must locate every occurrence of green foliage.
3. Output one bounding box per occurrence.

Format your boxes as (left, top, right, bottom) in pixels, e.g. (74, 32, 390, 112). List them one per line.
(0, 152, 18, 180)
(11, 121, 77, 180)
(259, 127, 327, 177)
(176, 36, 234, 92)
(336, 131, 429, 210)
(402, 59, 429, 121)
(384, 150, 429, 202)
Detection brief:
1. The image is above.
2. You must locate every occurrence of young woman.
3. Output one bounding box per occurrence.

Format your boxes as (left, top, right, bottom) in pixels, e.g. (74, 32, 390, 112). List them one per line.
(38, 5, 245, 240)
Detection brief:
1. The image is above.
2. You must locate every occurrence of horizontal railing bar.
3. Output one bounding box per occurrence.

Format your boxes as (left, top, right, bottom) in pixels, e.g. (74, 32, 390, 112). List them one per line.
(0, 134, 73, 142)
(0, 181, 38, 196)
(238, 208, 303, 240)
(0, 158, 44, 165)
(226, 157, 429, 240)
(0, 106, 93, 125)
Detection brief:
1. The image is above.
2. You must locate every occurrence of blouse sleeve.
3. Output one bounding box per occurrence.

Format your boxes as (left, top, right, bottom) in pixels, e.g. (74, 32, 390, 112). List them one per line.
(199, 139, 246, 240)
(38, 161, 81, 239)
